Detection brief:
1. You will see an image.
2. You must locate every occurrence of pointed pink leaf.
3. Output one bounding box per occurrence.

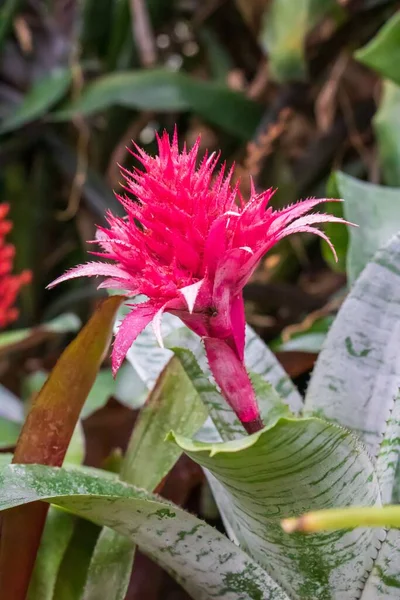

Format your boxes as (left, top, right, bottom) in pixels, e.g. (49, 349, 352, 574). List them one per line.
(112, 302, 158, 375)
(270, 198, 344, 232)
(47, 262, 130, 289)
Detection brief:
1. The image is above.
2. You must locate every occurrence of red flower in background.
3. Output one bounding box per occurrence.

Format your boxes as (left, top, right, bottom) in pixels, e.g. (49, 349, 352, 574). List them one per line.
(49, 130, 351, 433)
(0, 204, 31, 329)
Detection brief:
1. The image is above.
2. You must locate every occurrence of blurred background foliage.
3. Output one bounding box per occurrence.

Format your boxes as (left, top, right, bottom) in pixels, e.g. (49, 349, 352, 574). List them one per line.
(0, 0, 396, 337)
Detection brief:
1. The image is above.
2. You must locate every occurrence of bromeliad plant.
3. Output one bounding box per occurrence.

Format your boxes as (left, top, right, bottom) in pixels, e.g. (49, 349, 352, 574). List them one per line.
(1, 133, 400, 600)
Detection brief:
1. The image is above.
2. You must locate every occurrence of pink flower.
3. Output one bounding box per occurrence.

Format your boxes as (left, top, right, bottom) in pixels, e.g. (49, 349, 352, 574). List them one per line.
(48, 130, 349, 433)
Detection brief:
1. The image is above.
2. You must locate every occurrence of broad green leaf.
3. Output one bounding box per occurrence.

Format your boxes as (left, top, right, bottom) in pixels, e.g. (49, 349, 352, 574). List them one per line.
(305, 231, 400, 459)
(0, 313, 81, 355)
(0, 68, 72, 134)
(260, 0, 339, 81)
(52, 70, 263, 140)
(0, 296, 124, 600)
(171, 417, 381, 600)
(335, 171, 400, 283)
(82, 356, 207, 600)
(173, 419, 380, 600)
(0, 464, 290, 600)
(374, 79, 400, 186)
(355, 11, 400, 85)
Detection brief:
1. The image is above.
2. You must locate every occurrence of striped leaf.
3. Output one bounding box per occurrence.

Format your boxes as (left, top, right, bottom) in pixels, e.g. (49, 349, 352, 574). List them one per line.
(305, 231, 400, 462)
(0, 463, 290, 600)
(170, 417, 382, 600)
(82, 355, 207, 600)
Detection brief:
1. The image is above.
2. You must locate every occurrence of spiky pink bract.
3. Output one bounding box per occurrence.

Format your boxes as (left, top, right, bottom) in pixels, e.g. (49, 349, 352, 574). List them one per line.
(49, 130, 350, 431)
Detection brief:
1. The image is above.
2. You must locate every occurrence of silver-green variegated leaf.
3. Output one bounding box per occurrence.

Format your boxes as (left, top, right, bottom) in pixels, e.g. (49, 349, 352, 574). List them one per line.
(305, 231, 400, 461)
(0, 464, 289, 600)
(361, 528, 400, 598)
(83, 355, 207, 600)
(170, 417, 382, 600)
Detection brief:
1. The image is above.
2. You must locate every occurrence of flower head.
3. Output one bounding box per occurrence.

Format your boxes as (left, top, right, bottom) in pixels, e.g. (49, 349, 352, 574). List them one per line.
(49, 130, 349, 432)
(0, 204, 31, 329)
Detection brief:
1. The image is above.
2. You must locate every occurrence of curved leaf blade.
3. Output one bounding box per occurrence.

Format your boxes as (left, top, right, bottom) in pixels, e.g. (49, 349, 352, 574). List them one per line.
(170, 417, 381, 600)
(355, 11, 400, 85)
(305, 231, 400, 458)
(0, 68, 72, 134)
(52, 70, 263, 140)
(0, 464, 290, 600)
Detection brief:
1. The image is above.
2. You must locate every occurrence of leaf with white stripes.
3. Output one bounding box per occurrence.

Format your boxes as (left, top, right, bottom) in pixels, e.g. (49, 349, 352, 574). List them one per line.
(361, 528, 400, 598)
(0, 463, 290, 600)
(305, 231, 400, 460)
(170, 417, 382, 600)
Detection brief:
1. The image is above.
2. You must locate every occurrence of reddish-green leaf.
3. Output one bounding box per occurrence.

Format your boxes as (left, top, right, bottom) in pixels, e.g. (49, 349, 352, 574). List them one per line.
(0, 296, 124, 600)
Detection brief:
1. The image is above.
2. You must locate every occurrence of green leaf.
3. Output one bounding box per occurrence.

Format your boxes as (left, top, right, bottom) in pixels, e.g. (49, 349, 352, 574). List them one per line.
(335, 171, 400, 283)
(0, 69, 72, 134)
(355, 11, 400, 85)
(27, 509, 75, 600)
(120, 356, 207, 490)
(82, 529, 135, 600)
(0, 464, 290, 600)
(0, 296, 124, 600)
(374, 79, 400, 186)
(260, 0, 339, 82)
(27, 424, 86, 600)
(0, 0, 21, 50)
(305, 232, 400, 460)
(52, 518, 100, 600)
(170, 416, 381, 599)
(0, 416, 21, 448)
(0, 313, 81, 355)
(82, 355, 207, 600)
(52, 70, 263, 140)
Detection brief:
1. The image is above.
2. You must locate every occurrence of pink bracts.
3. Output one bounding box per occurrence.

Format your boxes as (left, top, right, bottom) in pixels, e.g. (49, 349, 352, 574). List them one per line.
(49, 130, 349, 433)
